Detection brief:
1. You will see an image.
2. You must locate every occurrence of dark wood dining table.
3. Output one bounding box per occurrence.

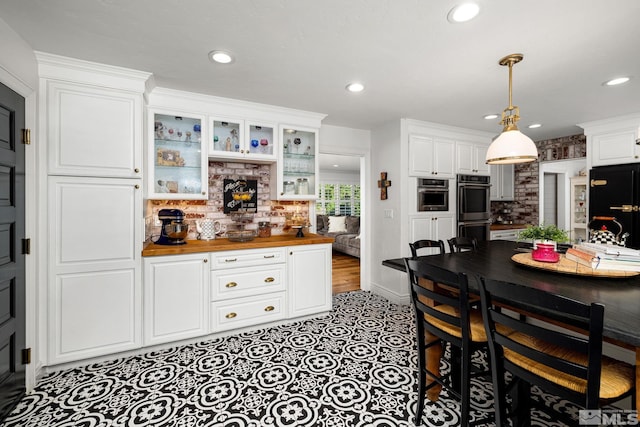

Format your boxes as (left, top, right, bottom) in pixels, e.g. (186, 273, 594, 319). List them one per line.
(383, 239, 640, 408)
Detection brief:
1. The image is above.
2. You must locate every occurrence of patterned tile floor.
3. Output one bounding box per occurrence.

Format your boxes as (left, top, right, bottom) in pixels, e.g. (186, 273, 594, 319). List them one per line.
(3, 291, 576, 426)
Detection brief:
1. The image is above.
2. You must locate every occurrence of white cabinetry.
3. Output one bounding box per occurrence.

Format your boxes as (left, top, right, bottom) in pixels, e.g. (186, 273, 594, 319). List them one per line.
(408, 135, 455, 178)
(579, 114, 640, 168)
(143, 254, 209, 346)
(38, 52, 150, 365)
(44, 81, 143, 178)
(456, 141, 489, 175)
(288, 244, 332, 317)
(209, 117, 278, 162)
(276, 125, 319, 200)
(490, 229, 520, 241)
(490, 164, 515, 201)
(210, 248, 287, 332)
(570, 176, 588, 242)
(49, 176, 142, 363)
(409, 214, 456, 254)
(147, 110, 208, 199)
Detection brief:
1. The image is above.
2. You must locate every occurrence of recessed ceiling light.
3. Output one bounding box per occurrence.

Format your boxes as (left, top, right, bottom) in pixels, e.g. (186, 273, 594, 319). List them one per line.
(209, 50, 234, 64)
(333, 164, 339, 168)
(447, 3, 480, 23)
(483, 114, 499, 120)
(604, 76, 631, 86)
(346, 82, 364, 93)
(528, 123, 542, 129)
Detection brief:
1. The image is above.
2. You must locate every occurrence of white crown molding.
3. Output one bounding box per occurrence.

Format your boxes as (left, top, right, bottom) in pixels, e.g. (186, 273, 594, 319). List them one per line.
(35, 51, 151, 93)
(578, 112, 640, 136)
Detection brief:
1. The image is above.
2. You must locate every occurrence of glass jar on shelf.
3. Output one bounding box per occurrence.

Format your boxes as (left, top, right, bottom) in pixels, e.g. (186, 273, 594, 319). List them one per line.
(296, 178, 309, 195)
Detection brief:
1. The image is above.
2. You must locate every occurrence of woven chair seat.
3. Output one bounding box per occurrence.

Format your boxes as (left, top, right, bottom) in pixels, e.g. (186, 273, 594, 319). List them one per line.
(504, 332, 635, 399)
(424, 306, 512, 343)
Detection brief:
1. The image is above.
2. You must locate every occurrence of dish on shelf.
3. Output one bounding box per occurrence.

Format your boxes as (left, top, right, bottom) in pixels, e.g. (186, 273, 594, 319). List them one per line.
(227, 230, 256, 242)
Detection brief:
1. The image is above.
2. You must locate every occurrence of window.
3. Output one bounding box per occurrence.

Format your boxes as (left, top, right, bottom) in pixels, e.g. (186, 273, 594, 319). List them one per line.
(319, 183, 360, 216)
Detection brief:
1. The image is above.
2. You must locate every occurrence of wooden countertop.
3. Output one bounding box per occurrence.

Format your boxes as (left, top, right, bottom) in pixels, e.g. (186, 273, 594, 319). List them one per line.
(490, 224, 528, 231)
(142, 233, 334, 257)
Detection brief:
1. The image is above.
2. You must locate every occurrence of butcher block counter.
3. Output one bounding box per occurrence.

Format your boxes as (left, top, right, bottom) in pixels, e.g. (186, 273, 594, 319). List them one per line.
(142, 233, 334, 257)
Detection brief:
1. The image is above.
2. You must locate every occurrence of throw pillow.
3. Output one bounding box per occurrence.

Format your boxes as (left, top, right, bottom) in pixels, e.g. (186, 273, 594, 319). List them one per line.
(345, 216, 360, 234)
(327, 216, 347, 233)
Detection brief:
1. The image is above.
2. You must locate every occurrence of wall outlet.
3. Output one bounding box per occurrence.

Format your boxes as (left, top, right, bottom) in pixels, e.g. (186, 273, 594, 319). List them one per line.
(384, 209, 394, 219)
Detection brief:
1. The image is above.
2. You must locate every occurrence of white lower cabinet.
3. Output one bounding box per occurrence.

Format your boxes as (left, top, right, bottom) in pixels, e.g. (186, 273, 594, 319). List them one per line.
(210, 247, 288, 332)
(211, 292, 286, 332)
(287, 244, 332, 317)
(48, 176, 142, 364)
(143, 254, 209, 346)
(409, 214, 456, 255)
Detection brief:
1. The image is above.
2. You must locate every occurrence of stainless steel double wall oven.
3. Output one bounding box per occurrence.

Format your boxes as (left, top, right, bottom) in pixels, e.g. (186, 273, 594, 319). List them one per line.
(457, 174, 491, 241)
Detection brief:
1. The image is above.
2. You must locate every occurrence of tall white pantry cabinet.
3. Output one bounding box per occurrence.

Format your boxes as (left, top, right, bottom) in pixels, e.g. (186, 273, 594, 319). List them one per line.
(38, 53, 151, 364)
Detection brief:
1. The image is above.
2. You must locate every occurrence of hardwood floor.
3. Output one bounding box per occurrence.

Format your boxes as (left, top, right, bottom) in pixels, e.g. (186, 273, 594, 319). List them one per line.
(331, 251, 360, 294)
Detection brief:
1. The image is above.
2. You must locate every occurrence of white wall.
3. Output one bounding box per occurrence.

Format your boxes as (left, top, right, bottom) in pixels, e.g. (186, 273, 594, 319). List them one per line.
(319, 170, 359, 184)
(0, 17, 39, 391)
(369, 120, 405, 302)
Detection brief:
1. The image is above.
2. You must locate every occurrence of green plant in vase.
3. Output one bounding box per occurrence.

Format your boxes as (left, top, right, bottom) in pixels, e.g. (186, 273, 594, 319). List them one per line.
(518, 224, 570, 263)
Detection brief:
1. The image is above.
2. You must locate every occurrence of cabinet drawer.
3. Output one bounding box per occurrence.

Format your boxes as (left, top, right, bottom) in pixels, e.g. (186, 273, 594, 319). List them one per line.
(211, 292, 286, 332)
(211, 248, 286, 269)
(490, 230, 520, 241)
(211, 264, 285, 300)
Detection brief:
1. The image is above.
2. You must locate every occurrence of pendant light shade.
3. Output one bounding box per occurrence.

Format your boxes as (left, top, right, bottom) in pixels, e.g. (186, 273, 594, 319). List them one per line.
(486, 54, 538, 165)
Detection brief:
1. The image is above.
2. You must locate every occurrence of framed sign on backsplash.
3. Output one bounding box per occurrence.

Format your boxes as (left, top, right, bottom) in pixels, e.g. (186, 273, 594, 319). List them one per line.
(223, 179, 258, 214)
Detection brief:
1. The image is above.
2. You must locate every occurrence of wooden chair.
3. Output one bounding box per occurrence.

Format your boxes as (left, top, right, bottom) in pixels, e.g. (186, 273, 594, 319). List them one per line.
(447, 236, 478, 253)
(409, 239, 446, 257)
(478, 277, 636, 427)
(404, 258, 494, 426)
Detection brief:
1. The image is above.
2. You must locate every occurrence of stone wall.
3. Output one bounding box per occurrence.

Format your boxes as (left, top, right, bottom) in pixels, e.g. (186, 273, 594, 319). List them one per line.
(145, 160, 309, 241)
(491, 134, 586, 225)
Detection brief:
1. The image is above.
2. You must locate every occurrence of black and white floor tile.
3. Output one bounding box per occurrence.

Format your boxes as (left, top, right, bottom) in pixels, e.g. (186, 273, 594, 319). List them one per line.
(4, 291, 577, 426)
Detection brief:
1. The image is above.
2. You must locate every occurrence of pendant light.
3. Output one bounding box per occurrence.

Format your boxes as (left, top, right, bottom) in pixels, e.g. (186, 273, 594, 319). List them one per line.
(485, 53, 538, 164)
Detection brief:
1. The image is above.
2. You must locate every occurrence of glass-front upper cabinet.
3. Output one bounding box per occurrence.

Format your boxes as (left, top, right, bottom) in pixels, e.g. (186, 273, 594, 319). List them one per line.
(278, 125, 318, 200)
(570, 175, 588, 242)
(209, 117, 277, 162)
(148, 111, 208, 200)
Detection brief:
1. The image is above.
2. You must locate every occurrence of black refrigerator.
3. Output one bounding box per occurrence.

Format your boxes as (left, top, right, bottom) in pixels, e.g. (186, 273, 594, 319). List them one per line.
(589, 163, 640, 248)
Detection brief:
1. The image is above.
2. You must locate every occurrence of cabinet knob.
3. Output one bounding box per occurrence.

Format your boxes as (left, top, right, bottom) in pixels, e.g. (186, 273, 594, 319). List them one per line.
(134, 168, 140, 173)
(290, 251, 293, 255)
(226, 281, 238, 288)
(264, 277, 275, 283)
(134, 184, 140, 189)
(225, 312, 237, 319)
(203, 259, 208, 263)
(202, 192, 206, 195)
(264, 306, 275, 312)
(281, 192, 284, 196)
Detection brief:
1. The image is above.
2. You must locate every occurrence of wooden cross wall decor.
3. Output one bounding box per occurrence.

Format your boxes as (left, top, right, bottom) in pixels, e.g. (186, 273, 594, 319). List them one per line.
(377, 172, 391, 200)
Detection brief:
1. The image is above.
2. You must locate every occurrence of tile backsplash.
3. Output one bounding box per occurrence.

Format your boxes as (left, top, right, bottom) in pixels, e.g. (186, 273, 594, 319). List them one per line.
(145, 160, 309, 242)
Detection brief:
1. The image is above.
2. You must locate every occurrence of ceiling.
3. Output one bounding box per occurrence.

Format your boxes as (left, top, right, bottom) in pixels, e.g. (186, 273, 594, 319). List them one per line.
(1, 0, 639, 141)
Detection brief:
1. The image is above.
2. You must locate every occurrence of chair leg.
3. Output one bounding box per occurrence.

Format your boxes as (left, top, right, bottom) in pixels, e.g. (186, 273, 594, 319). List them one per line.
(450, 345, 462, 393)
(415, 368, 425, 425)
(459, 346, 471, 427)
(511, 379, 531, 427)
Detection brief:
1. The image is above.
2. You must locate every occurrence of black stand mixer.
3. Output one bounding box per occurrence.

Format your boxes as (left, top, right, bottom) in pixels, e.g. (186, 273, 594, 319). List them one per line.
(155, 209, 188, 245)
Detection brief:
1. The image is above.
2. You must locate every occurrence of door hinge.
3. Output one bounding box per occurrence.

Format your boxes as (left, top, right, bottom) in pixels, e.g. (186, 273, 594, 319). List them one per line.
(21, 348, 31, 365)
(21, 129, 31, 145)
(21, 238, 30, 255)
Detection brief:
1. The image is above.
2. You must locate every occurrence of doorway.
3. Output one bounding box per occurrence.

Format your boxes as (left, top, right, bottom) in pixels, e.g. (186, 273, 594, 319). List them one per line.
(0, 82, 26, 421)
(318, 153, 363, 293)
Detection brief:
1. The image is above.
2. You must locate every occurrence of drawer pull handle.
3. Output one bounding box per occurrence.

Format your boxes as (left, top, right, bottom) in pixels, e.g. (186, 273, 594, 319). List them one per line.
(226, 282, 238, 288)
(264, 277, 275, 283)
(264, 306, 275, 312)
(225, 258, 238, 263)
(263, 255, 275, 259)
(225, 312, 237, 319)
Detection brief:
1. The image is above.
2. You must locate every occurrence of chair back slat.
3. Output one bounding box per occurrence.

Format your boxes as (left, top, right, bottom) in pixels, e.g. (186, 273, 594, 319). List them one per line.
(447, 237, 478, 253)
(410, 239, 446, 257)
